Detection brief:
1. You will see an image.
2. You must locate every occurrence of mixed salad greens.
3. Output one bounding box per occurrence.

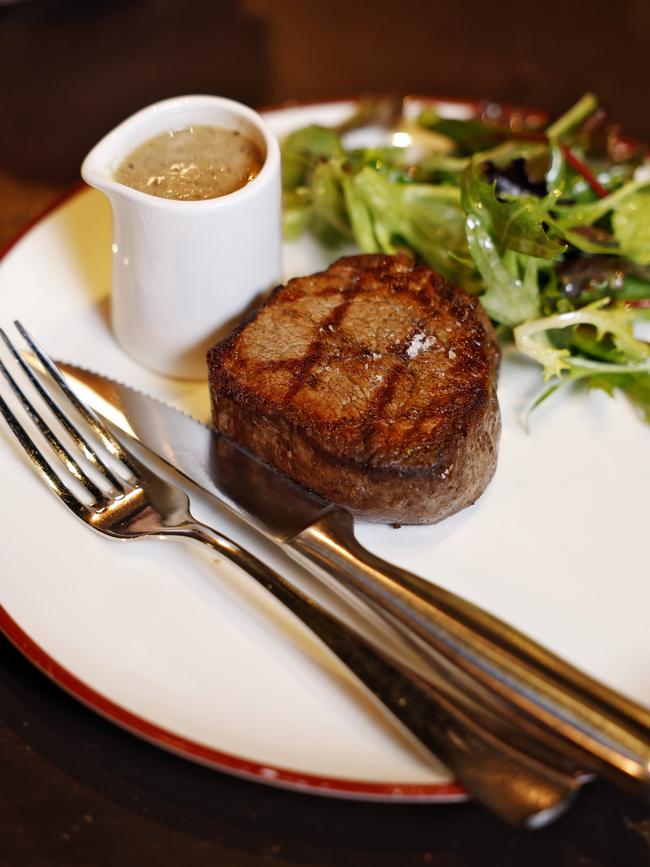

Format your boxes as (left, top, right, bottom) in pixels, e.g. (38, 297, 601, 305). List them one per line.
(281, 94, 650, 422)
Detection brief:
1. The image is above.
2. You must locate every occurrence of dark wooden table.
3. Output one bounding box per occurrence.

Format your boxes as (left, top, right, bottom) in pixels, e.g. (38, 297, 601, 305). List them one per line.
(2, 2, 650, 864)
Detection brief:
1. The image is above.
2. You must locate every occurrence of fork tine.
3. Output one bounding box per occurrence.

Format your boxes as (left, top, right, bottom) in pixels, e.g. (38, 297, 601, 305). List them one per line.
(0, 393, 89, 519)
(14, 321, 138, 476)
(0, 358, 106, 504)
(1, 326, 129, 494)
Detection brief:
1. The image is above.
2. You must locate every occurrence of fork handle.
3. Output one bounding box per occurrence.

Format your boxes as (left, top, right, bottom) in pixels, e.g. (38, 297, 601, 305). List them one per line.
(174, 518, 582, 826)
(286, 510, 650, 796)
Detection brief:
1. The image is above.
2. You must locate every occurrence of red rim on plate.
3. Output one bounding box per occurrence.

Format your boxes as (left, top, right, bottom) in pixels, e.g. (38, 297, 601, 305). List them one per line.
(0, 94, 541, 802)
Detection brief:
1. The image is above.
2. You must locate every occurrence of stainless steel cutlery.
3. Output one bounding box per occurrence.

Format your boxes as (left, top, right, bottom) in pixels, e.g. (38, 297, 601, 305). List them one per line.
(2, 322, 650, 825)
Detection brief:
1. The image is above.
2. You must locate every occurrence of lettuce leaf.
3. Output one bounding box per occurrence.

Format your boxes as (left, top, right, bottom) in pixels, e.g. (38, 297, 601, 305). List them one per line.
(612, 191, 650, 265)
(346, 168, 477, 288)
(465, 212, 541, 325)
(417, 112, 506, 155)
(281, 125, 343, 190)
(552, 177, 650, 228)
(461, 160, 566, 260)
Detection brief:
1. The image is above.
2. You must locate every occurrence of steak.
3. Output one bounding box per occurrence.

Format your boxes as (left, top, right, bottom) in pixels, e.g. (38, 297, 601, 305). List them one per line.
(207, 253, 501, 525)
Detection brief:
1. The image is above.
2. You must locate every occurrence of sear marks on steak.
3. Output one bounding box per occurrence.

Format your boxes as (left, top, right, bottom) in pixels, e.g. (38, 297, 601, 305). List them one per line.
(207, 253, 501, 525)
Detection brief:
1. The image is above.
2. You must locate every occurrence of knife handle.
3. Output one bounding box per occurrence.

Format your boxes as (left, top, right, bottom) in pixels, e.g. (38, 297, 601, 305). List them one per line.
(287, 509, 650, 796)
(181, 520, 581, 826)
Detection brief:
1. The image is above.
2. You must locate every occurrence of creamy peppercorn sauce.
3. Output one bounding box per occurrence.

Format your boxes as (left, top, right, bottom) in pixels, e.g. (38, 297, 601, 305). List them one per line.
(114, 125, 264, 201)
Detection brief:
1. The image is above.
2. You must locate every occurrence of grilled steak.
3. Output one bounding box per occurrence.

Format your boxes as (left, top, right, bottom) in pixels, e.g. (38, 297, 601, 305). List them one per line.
(207, 253, 501, 524)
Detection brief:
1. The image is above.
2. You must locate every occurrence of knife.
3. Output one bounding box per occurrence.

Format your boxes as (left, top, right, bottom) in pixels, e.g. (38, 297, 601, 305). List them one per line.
(48, 360, 650, 796)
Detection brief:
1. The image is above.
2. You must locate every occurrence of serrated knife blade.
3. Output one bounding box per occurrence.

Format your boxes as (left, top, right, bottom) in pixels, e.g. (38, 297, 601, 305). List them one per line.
(52, 361, 339, 543)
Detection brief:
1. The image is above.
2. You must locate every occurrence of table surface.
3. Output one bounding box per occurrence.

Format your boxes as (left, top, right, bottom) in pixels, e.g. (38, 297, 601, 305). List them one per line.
(2, 1, 650, 864)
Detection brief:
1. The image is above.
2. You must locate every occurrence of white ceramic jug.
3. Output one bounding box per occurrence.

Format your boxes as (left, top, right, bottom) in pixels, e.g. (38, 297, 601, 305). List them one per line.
(82, 95, 282, 379)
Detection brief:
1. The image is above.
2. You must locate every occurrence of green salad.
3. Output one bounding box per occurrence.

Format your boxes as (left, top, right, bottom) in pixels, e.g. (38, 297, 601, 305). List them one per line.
(281, 94, 650, 422)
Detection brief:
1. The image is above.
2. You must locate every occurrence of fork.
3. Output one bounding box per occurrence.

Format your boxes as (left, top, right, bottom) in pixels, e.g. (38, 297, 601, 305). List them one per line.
(0, 321, 587, 826)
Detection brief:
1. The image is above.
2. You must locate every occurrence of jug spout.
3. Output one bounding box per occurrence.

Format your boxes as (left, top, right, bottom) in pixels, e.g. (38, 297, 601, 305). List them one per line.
(81, 120, 139, 199)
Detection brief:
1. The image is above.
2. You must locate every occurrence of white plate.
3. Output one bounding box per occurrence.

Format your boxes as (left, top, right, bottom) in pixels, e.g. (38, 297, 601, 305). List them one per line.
(1, 100, 649, 803)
